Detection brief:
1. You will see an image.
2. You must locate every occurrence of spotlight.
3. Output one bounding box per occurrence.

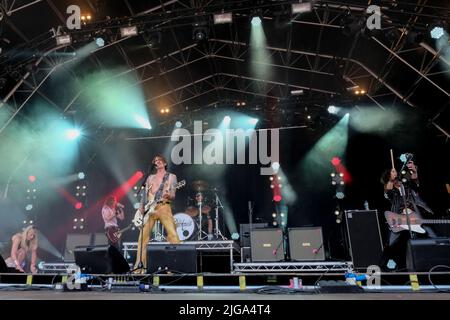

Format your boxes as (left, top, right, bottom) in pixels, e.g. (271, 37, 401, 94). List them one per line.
(66, 129, 81, 140)
(134, 203, 141, 209)
(249, 118, 259, 125)
(272, 221, 278, 226)
(75, 202, 83, 210)
(28, 175, 36, 183)
(25, 204, 33, 211)
(271, 162, 280, 173)
(331, 173, 336, 177)
(336, 192, 345, 199)
(77, 172, 85, 180)
(273, 195, 282, 202)
(223, 116, 231, 125)
(231, 233, 239, 240)
(251, 16, 262, 26)
(334, 210, 340, 216)
(272, 213, 277, 218)
(95, 37, 105, 47)
(430, 26, 445, 39)
(175, 121, 182, 128)
(214, 12, 232, 25)
(336, 217, 342, 224)
(328, 106, 337, 114)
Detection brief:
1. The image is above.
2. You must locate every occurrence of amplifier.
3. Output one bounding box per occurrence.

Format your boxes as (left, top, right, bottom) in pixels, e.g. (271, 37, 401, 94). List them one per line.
(250, 228, 284, 262)
(288, 227, 325, 261)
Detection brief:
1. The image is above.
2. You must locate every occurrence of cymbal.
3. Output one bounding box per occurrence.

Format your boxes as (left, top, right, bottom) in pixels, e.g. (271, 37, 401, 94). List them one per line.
(191, 180, 208, 192)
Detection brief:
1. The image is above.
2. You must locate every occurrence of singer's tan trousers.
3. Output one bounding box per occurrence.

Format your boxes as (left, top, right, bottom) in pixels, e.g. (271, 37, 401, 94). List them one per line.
(134, 203, 180, 273)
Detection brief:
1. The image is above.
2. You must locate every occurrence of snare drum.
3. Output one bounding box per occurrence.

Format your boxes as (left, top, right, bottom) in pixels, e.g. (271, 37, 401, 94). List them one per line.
(173, 213, 197, 241)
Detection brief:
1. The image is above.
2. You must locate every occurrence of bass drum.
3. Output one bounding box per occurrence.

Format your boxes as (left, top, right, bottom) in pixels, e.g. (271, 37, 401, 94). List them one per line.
(173, 213, 197, 241)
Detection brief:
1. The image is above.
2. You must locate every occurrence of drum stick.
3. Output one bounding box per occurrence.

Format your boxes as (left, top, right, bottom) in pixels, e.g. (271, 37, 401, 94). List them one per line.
(390, 149, 395, 169)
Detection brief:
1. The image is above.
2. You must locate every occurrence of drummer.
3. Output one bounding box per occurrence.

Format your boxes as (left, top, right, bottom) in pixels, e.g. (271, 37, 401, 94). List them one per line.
(195, 193, 214, 240)
(186, 190, 214, 240)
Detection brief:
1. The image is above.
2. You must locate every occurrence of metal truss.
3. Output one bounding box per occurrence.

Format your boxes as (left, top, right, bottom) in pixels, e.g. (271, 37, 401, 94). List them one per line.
(1, 0, 448, 140)
(122, 240, 238, 252)
(38, 262, 78, 273)
(233, 261, 353, 273)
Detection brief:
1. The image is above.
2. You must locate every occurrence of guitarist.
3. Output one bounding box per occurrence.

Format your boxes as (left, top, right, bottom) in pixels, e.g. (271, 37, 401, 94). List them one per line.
(380, 156, 436, 271)
(134, 155, 181, 273)
(102, 196, 125, 249)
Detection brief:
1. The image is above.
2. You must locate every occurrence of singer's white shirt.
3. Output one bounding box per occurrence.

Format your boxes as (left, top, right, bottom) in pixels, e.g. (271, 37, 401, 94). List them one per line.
(102, 205, 118, 229)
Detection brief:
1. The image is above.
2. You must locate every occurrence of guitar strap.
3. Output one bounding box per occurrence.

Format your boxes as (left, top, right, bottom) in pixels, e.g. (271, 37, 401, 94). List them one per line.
(154, 172, 170, 202)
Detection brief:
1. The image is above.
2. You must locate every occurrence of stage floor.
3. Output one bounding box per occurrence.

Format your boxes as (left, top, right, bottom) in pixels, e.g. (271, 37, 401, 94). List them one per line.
(1, 290, 450, 300)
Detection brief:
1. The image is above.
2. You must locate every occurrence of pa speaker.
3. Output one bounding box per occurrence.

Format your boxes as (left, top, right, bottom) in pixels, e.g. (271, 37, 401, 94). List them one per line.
(250, 228, 284, 262)
(406, 238, 450, 272)
(64, 233, 92, 262)
(92, 233, 108, 246)
(147, 244, 197, 274)
(345, 210, 383, 270)
(288, 227, 325, 261)
(0, 254, 8, 273)
(74, 245, 130, 274)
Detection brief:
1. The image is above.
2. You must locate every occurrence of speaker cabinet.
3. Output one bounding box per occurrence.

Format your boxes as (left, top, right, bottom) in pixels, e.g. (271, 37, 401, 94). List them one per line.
(92, 233, 108, 246)
(64, 233, 92, 262)
(240, 223, 268, 248)
(147, 244, 197, 274)
(250, 228, 284, 262)
(406, 238, 450, 272)
(345, 210, 383, 270)
(288, 227, 325, 261)
(74, 245, 130, 274)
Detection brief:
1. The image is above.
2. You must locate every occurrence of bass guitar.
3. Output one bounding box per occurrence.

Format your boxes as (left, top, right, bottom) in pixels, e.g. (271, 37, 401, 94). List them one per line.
(385, 210, 450, 234)
(106, 224, 133, 244)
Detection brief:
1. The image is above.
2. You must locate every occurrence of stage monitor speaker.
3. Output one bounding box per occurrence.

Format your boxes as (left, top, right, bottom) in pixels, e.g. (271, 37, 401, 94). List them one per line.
(64, 233, 92, 262)
(0, 254, 8, 273)
(147, 244, 197, 274)
(74, 245, 130, 274)
(239, 223, 268, 248)
(406, 238, 450, 272)
(92, 233, 108, 246)
(288, 227, 325, 261)
(345, 210, 383, 270)
(250, 228, 284, 262)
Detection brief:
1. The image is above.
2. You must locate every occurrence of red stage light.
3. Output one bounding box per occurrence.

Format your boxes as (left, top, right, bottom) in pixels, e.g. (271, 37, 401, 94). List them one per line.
(331, 157, 341, 166)
(28, 175, 36, 182)
(273, 195, 282, 202)
(75, 202, 83, 210)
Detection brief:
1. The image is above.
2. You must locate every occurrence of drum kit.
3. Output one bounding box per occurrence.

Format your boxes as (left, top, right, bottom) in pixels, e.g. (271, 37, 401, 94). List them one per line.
(154, 180, 227, 242)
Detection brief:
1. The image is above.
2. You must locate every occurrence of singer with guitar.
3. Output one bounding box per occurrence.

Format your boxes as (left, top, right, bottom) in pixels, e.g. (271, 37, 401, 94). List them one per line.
(379, 151, 436, 271)
(133, 155, 181, 273)
(102, 196, 125, 249)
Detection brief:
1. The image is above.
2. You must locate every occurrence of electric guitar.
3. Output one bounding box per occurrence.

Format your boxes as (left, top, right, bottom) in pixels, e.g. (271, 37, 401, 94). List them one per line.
(385, 210, 450, 234)
(106, 224, 133, 244)
(133, 180, 186, 227)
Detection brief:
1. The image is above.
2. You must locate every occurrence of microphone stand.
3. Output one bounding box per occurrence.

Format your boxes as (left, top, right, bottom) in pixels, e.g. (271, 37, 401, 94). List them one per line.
(130, 165, 152, 274)
(398, 155, 414, 238)
(213, 189, 226, 240)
